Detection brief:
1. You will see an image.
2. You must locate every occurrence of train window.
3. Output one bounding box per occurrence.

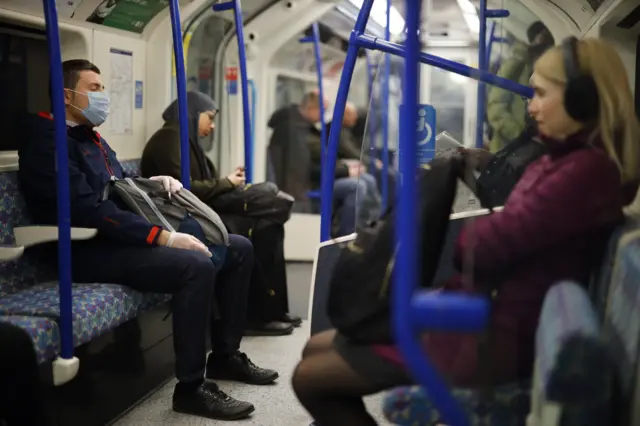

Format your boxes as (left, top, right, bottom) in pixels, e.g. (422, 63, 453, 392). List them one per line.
(431, 66, 466, 143)
(0, 24, 50, 152)
(275, 76, 310, 110)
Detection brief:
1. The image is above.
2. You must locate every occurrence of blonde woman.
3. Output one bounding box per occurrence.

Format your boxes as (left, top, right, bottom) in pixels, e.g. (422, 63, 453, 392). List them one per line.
(291, 37, 639, 426)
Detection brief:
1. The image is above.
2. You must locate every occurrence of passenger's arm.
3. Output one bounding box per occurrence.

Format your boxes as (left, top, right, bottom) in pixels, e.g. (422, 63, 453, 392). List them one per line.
(150, 135, 234, 204)
(455, 151, 622, 275)
(30, 139, 162, 246)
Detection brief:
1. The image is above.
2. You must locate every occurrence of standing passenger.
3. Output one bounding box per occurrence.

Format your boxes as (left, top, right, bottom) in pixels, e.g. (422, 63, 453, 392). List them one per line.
(18, 59, 278, 421)
(141, 91, 300, 336)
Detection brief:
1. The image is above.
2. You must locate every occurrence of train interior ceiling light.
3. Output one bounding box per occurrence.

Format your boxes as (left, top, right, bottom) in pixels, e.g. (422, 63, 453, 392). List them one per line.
(347, 0, 406, 35)
(457, 0, 480, 35)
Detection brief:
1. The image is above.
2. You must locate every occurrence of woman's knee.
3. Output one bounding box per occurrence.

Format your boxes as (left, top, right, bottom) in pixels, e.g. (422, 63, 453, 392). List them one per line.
(301, 329, 337, 359)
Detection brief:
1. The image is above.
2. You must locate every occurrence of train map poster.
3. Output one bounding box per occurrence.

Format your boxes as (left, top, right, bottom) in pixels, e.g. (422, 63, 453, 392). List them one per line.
(86, 0, 169, 34)
(109, 48, 134, 135)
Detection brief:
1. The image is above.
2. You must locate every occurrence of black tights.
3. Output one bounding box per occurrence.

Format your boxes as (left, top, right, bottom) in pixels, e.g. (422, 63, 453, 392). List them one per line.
(291, 330, 386, 426)
(0, 322, 50, 426)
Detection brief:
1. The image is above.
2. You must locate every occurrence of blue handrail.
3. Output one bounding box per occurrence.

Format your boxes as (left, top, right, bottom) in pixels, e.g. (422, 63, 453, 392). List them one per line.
(168, 0, 190, 189)
(43, 0, 73, 360)
(364, 51, 377, 173)
(380, 0, 391, 211)
(248, 79, 256, 176)
(320, 3, 375, 242)
(300, 22, 327, 189)
(354, 34, 533, 99)
(213, 0, 253, 183)
(476, 4, 509, 148)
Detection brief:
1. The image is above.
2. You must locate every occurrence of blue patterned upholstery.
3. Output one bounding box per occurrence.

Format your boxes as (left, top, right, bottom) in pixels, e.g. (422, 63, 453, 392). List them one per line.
(121, 159, 142, 177)
(603, 230, 640, 419)
(0, 315, 60, 363)
(590, 218, 640, 320)
(0, 163, 170, 364)
(383, 382, 530, 425)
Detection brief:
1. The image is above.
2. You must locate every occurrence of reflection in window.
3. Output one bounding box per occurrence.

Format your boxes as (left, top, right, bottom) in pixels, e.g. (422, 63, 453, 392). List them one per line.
(431, 66, 466, 143)
(0, 27, 50, 152)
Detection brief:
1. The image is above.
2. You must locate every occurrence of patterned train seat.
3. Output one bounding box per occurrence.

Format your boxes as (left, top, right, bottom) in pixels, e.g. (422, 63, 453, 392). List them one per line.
(528, 282, 612, 426)
(383, 281, 610, 426)
(0, 159, 170, 363)
(603, 229, 640, 425)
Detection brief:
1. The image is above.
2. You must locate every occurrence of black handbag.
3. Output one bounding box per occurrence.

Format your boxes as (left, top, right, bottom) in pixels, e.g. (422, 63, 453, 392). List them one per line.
(210, 182, 294, 226)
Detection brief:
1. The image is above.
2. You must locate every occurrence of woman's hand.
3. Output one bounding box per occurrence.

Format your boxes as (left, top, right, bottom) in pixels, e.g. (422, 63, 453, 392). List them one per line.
(457, 147, 493, 172)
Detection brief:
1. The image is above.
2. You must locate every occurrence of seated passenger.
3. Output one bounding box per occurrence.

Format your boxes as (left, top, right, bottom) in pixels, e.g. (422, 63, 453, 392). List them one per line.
(140, 91, 300, 336)
(18, 59, 278, 421)
(291, 38, 640, 425)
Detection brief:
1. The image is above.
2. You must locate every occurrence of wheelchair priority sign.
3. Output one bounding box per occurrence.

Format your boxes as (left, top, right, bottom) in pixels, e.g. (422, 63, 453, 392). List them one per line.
(415, 104, 436, 166)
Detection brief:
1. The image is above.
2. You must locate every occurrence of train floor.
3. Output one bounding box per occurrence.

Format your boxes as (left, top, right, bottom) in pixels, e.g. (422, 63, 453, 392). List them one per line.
(113, 262, 390, 425)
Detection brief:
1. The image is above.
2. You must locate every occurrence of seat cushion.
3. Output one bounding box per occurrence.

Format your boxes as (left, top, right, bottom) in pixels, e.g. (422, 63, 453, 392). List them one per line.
(0, 283, 170, 348)
(121, 159, 142, 177)
(383, 382, 530, 425)
(0, 315, 60, 363)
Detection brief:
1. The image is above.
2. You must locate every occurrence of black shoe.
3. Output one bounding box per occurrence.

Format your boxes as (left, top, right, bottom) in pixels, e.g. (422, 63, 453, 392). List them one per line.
(244, 321, 294, 336)
(279, 313, 302, 327)
(206, 351, 279, 385)
(173, 381, 255, 420)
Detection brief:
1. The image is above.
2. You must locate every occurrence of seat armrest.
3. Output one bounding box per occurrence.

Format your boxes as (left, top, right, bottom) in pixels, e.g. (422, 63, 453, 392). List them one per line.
(13, 226, 98, 247)
(0, 246, 25, 261)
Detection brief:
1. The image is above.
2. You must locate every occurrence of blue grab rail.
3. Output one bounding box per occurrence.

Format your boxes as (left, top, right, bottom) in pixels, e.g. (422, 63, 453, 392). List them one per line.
(213, 0, 253, 183)
(380, 0, 391, 211)
(364, 51, 377, 173)
(300, 22, 327, 188)
(43, 0, 73, 360)
(168, 0, 190, 189)
(476, 3, 509, 148)
(248, 79, 256, 175)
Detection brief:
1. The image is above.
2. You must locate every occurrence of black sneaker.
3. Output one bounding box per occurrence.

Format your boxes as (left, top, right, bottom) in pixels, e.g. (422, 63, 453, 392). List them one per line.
(206, 351, 279, 385)
(173, 381, 255, 420)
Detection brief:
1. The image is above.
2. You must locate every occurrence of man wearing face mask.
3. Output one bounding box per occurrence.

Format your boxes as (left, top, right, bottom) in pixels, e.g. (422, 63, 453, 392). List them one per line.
(486, 22, 554, 152)
(18, 60, 278, 421)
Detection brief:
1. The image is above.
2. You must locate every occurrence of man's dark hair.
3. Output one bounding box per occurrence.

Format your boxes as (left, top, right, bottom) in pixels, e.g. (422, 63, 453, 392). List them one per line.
(301, 91, 320, 108)
(49, 59, 100, 105)
(527, 21, 549, 44)
(62, 59, 101, 90)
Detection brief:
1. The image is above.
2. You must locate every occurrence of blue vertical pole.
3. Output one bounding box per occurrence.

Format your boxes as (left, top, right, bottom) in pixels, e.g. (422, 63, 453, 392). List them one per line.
(395, 1, 469, 424)
(248, 79, 256, 167)
(320, 2, 374, 242)
(213, 0, 253, 183)
(476, 0, 487, 149)
(299, 24, 327, 208)
(168, 0, 191, 189)
(42, 0, 73, 359)
(381, 0, 391, 210)
(365, 52, 376, 172)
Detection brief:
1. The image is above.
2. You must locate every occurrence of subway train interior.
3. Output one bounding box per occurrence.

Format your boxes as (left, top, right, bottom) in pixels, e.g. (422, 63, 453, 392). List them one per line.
(0, 0, 639, 425)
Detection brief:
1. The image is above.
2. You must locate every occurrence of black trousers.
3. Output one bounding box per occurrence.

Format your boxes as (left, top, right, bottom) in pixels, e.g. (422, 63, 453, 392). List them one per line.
(0, 322, 50, 425)
(220, 214, 290, 323)
(69, 230, 253, 383)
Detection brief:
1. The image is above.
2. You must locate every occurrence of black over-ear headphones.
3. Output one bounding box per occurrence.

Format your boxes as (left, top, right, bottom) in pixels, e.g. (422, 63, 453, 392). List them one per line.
(561, 36, 599, 123)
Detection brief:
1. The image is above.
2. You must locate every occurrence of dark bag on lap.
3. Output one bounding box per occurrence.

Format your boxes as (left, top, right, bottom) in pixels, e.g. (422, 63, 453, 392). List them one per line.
(326, 157, 460, 344)
(210, 182, 294, 226)
(476, 128, 547, 209)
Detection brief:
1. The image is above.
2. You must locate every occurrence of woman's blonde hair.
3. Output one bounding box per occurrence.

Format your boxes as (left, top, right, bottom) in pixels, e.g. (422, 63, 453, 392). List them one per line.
(533, 38, 640, 183)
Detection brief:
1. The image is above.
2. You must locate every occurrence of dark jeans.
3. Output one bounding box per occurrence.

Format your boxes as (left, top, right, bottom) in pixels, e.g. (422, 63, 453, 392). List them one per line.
(69, 225, 253, 383)
(0, 322, 50, 426)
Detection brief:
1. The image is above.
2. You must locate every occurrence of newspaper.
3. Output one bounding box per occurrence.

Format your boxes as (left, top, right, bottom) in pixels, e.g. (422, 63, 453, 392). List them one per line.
(434, 132, 481, 213)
